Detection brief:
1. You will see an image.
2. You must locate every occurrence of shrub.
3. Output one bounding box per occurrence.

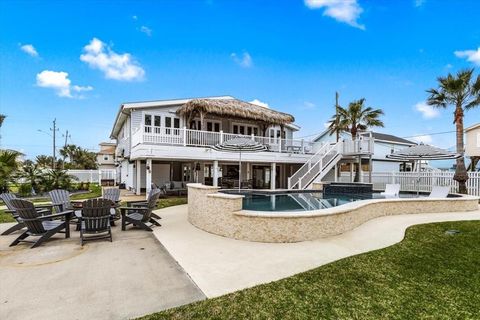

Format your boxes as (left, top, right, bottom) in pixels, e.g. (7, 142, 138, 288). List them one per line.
(18, 183, 32, 197)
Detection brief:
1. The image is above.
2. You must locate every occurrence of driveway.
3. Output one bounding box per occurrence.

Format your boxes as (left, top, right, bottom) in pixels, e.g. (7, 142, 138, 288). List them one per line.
(0, 218, 205, 320)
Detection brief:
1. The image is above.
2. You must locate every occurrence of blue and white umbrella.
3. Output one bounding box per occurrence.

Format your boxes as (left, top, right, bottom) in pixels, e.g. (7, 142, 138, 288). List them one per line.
(212, 137, 267, 190)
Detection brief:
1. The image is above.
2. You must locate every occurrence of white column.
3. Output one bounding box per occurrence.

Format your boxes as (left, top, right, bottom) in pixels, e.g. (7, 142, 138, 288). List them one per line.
(146, 159, 152, 198)
(358, 157, 363, 182)
(270, 162, 276, 190)
(350, 163, 354, 183)
(334, 164, 338, 182)
(213, 160, 219, 187)
(136, 160, 141, 195)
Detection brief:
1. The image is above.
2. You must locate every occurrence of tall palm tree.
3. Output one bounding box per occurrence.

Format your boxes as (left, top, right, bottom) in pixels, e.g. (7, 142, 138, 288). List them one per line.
(0, 114, 5, 127)
(427, 68, 480, 194)
(327, 98, 385, 181)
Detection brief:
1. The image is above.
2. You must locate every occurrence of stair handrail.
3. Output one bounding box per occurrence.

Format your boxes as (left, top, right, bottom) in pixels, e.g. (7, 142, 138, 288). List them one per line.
(298, 142, 341, 189)
(288, 142, 332, 189)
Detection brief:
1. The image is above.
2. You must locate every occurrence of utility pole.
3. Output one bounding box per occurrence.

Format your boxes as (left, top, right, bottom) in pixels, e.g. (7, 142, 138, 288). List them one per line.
(62, 130, 71, 169)
(335, 92, 340, 142)
(50, 119, 59, 169)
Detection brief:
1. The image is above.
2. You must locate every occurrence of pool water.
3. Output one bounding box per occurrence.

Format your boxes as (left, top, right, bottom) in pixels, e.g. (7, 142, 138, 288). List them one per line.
(239, 192, 419, 212)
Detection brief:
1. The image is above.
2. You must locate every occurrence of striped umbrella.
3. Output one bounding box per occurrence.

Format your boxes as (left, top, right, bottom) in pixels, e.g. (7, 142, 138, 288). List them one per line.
(386, 144, 461, 195)
(212, 137, 267, 190)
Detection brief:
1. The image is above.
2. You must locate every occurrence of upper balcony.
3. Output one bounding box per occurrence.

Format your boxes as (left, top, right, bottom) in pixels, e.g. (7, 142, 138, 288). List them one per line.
(132, 125, 320, 154)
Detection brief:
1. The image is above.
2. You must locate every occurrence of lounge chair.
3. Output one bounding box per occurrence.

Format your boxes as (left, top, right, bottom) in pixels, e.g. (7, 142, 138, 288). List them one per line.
(79, 198, 113, 246)
(49, 189, 74, 213)
(0, 193, 53, 235)
(380, 184, 401, 197)
(126, 187, 163, 220)
(428, 186, 450, 198)
(120, 189, 162, 232)
(9, 199, 72, 249)
(102, 187, 121, 223)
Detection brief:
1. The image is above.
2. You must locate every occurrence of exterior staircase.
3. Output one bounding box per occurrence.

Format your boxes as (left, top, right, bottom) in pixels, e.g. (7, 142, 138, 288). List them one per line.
(288, 142, 342, 189)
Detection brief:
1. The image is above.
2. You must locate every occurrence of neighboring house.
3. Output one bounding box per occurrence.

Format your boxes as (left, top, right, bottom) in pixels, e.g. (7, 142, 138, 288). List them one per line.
(313, 130, 416, 178)
(465, 123, 480, 171)
(109, 96, 375, 193)
(96, 142, 116, 170)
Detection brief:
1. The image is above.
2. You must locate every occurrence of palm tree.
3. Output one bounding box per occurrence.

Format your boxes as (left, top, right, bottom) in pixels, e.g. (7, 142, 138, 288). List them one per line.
(427, 68, 480, 194)
(0, 149, 20, 192)
(0, 114, 5, 128)
(17, 162, 43, 193)
(327, 98, 385, 181)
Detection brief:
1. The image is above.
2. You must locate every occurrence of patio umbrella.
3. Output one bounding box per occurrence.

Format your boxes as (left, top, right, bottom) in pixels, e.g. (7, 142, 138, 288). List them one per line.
(212, 137, 267, 190)
(386, 144, 461, 195)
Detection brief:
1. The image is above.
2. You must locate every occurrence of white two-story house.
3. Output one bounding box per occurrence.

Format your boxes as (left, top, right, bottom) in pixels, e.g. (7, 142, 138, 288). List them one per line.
(109, 96, 377, 194)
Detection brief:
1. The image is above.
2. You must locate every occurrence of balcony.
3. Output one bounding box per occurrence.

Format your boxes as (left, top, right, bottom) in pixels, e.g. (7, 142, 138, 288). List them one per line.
(132, 126, 320, 154)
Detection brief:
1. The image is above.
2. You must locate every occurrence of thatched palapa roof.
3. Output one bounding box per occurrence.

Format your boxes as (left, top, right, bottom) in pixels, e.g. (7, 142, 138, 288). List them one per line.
(176, 98, 295, 126)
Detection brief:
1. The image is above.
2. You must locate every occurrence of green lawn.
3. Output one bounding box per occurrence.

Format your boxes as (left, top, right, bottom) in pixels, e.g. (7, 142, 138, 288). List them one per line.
(0, 209, 15, 223)
(156, 197, 187, 209)
(140, 220, 480, 320)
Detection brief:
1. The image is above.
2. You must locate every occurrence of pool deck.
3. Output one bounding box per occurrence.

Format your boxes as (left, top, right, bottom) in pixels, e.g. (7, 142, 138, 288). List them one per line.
(154, 204, 480, 298)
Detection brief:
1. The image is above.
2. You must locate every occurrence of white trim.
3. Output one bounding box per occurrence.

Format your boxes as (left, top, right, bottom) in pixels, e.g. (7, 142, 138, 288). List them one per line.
(466, 123, 480, 132)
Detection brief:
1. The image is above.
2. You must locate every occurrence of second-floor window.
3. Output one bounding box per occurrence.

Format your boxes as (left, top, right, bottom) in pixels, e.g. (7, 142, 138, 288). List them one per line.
(165, 117, 180, 135)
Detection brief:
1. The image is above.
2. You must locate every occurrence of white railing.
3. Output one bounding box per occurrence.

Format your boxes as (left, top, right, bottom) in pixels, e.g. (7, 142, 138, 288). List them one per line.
(67, 169, 117, 184)
(337, 171, 480, 196)
(288, 142, 342, 189)
(138, 125, 319, 154)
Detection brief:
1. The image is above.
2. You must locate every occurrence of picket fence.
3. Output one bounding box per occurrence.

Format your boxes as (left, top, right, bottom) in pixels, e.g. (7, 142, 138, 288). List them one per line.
(337, 171, 480, 196)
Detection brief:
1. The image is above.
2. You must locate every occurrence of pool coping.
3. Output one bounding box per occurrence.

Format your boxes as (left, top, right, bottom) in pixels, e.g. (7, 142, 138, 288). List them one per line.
(236, 193, 480, 218)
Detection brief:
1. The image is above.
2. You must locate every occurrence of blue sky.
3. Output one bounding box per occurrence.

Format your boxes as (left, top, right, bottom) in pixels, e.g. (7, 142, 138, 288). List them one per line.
(1, 0, 479, 159)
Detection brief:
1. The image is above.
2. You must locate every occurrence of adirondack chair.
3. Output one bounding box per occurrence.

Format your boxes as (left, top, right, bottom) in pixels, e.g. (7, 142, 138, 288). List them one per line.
(121, 189, 162, 231)
(102, 187, 121, 223)
(79, 198, 113, 246)
(0, 193, 52, 236)
(126, 186, 164, 220)
(49, 189, 73, 213)
(9, 199, 72, 248)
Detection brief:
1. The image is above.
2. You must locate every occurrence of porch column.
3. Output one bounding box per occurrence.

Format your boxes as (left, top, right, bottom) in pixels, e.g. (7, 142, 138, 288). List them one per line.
(213, 160, 219, 187)
(270, 162, 276, 190)
(369, 155, 373, 183)
(146, 159, 152, 198)
(358, 157, 363, 183)
(135, 160, 141, 195)
(350, 163, 354, 183)
(334, 164, 338, 182)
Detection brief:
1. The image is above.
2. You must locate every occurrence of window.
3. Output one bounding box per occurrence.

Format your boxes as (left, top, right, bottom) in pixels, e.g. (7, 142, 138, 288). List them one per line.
(165, 117, 172, 134)
(214, 123, 220, 132)
(154, 115, 161, 133)
(247, 127, 252, 135)
(144, 114, 152, 133)
(253, 127, 258, 136)
(233, 125, 238, 134)
(207, 122, 212, 132)
(239, 126, 245, 135)
(104, 156, 109, 161)
(174, 118, 180, 128)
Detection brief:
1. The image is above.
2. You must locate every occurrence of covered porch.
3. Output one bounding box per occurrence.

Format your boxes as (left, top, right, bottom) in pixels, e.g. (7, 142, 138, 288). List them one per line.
(130, 159, 302, 195)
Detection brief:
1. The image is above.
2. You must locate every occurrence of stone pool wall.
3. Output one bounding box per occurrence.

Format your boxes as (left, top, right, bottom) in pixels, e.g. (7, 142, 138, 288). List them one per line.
(187, 184, 480, 243)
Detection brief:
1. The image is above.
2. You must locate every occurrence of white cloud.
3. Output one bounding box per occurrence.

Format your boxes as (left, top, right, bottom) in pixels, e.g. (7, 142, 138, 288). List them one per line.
(454, 47, 480, 66)
(250, 99, 269, 108)
(303, 101, 316, 109)
(304, 0, 365, 30)
(231, 52, 253, 68)
(140, 26, 152, 36)
(36, 70, 92, 98)
(20, 44, 39, 57)
(414, 0, 426, 7)
(80, 38, 145, 81)
(414, 102, 440, 119)
(412, 134, 432, 144)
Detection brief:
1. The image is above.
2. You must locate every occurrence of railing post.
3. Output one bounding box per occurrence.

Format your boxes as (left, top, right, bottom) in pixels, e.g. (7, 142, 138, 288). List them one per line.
(301, 139, 304, 154)
(183, 126, 187, 146)
(251, 133, 255, 141)
(220, 130, 224, 143)
(288, 177, 291, 189)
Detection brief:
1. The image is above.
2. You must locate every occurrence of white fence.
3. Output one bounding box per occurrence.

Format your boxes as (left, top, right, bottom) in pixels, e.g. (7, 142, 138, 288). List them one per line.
(67, 169, 117, 184)
(337, 171, 480, 196)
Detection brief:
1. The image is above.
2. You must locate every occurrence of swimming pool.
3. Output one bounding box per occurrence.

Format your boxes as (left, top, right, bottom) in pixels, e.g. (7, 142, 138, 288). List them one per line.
(232, 192, 420, 212)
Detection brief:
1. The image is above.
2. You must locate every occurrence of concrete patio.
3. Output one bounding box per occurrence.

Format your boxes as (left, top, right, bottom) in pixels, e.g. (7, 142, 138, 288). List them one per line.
(0, 220, 205, 320)
(153, 204, 480, 298)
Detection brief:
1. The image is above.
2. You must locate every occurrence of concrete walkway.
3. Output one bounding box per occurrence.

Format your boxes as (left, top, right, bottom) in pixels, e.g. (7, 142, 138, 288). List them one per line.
(153, 205, 480, 298)
(0, 221, 205, 320)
